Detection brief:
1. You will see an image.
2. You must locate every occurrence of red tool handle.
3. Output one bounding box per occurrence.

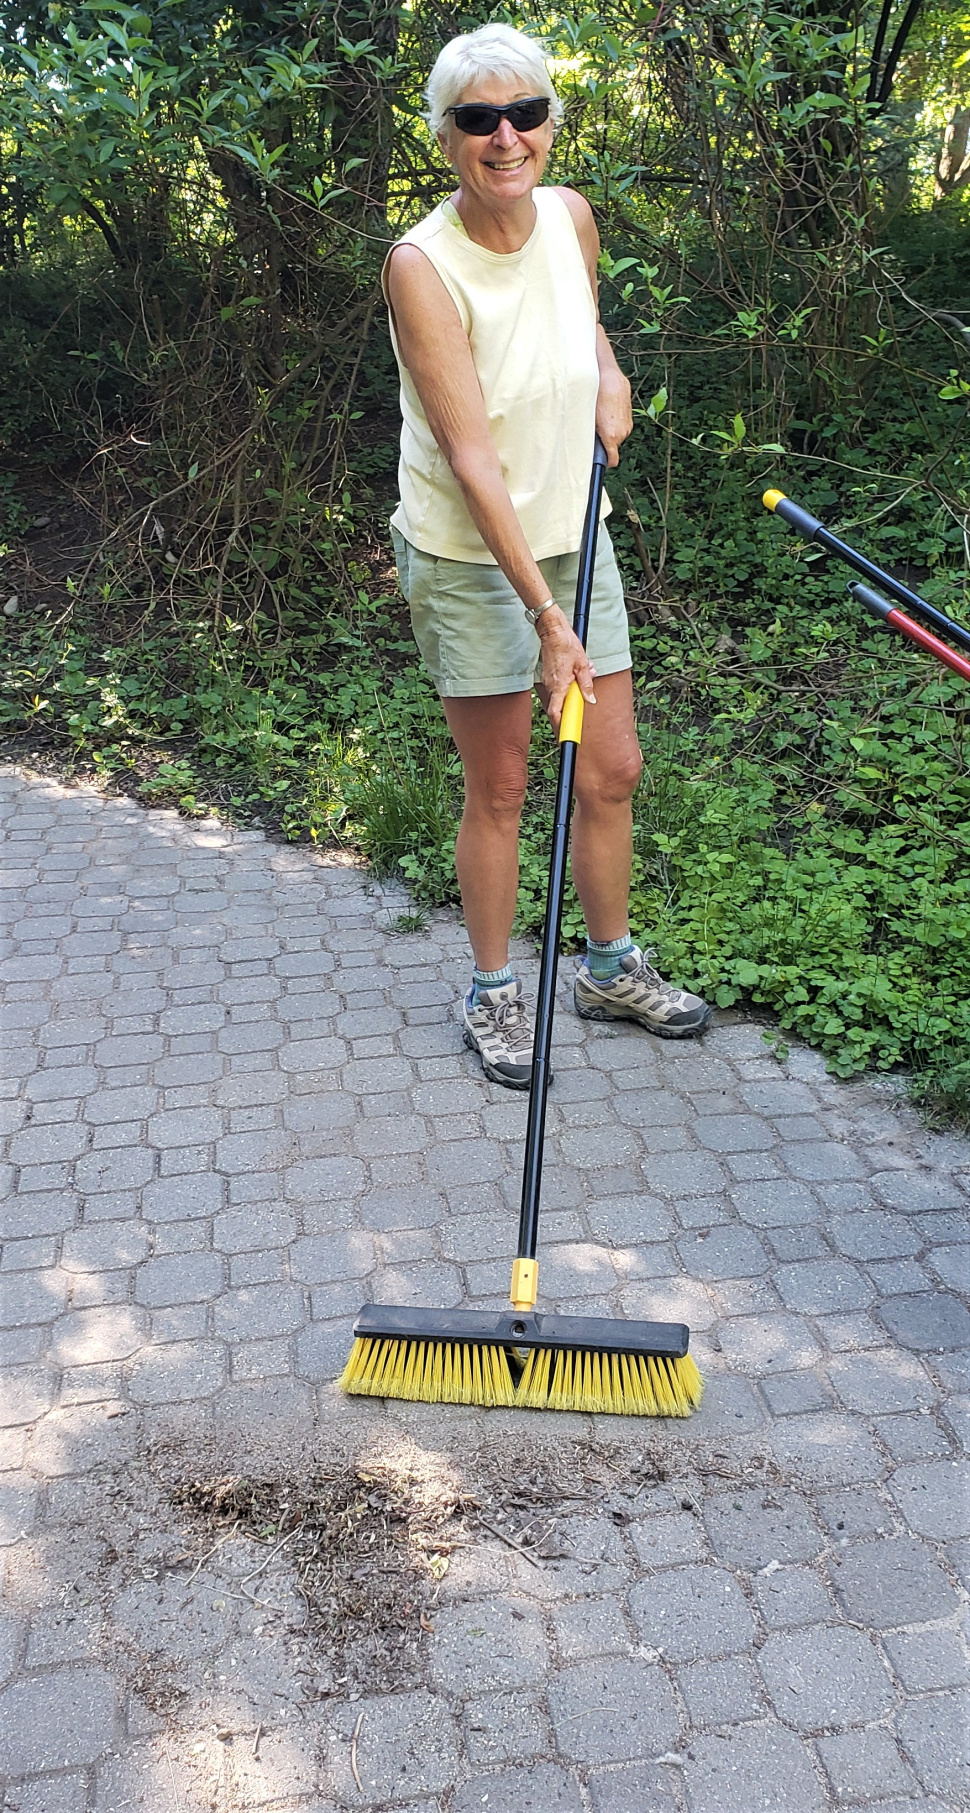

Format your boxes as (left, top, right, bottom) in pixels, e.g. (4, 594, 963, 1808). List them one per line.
(850, 581, 970, 683)
(886, 606, 970, 683)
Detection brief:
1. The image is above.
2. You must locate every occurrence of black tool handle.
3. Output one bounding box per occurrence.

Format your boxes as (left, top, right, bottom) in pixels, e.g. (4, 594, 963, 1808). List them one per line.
(517, 436, 609, 1265)
(768, 494, 970, 656)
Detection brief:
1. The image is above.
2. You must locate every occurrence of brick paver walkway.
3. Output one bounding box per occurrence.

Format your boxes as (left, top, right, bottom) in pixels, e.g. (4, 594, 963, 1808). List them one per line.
(1, 767, 968, 1812)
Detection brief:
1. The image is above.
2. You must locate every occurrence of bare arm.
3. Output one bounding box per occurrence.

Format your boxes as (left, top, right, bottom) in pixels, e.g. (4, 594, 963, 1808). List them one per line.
(386, 243, 596, 723)
(557, 188, 633, 468)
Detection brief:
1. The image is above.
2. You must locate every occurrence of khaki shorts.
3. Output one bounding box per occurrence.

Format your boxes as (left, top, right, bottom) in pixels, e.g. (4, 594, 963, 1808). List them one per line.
(390, 525, 632, 698)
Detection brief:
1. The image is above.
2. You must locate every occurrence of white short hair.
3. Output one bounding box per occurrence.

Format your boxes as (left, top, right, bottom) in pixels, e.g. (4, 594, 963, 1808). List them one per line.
(425, 24, 562, 136)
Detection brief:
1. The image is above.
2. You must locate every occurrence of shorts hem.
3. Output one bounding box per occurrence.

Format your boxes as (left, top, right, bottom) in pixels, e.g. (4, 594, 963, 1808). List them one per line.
(432, 652, 632, 699)
(574, 652, 632, 681)
(434, 674, 536, 699)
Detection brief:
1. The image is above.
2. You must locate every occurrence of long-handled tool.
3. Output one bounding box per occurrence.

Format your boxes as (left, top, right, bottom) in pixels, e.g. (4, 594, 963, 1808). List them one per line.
(763, 490, 970, 683)
(341, 439, 703, 1417)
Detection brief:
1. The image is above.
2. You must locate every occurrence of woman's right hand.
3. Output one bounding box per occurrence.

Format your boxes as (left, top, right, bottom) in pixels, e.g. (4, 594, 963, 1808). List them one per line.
(536, 606, 597, 728)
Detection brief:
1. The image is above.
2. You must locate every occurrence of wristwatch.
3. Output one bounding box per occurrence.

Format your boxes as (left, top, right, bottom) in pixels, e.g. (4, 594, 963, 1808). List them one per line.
(524, 598, 557, 628)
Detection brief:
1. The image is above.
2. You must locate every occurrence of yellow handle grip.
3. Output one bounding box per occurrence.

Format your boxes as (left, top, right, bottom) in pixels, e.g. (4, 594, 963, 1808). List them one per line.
(559, 680, 584, 745)
(763, 488, 787, 512)
(510, 1257, 538, 1311)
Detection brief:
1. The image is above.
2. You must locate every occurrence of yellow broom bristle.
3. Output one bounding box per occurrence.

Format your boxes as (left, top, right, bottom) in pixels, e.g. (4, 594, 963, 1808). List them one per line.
(340, 1338, 702, 1416)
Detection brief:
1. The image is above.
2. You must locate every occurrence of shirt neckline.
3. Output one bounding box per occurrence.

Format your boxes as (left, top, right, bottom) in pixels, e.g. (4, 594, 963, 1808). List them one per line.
(440, 192, 547, 261)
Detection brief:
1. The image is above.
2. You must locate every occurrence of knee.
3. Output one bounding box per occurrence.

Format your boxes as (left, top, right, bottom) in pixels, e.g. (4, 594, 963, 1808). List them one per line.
(464, 760, 529, 823)
(577, 746, 643, 810)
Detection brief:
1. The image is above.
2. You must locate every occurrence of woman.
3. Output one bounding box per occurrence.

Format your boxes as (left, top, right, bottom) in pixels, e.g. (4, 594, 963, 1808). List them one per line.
(385, 22, 711, 1088)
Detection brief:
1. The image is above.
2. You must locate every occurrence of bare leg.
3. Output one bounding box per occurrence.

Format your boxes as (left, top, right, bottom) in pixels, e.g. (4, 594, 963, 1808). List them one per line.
(538, 669, 642, 942)
(442, 691, 533, 971)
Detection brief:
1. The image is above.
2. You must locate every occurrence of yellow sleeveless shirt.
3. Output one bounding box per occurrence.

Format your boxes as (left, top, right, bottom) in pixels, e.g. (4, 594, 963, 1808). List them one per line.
(383, 187, 609, 565)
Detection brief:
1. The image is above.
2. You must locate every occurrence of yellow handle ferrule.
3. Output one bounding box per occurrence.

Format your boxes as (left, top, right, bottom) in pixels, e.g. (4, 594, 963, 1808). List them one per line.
(763, 488, 787, 512)
(510, 1258, 538, 1311)
(559, 681, 584, 745)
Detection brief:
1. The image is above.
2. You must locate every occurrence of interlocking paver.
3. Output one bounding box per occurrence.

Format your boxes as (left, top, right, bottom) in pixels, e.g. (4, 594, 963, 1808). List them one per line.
(29, 1401, 138, 1474)
(548, 1656, 680, 1762)
(679, 1653, 765, 1726)
(1, 1369, 57, 1426)
(888, 1456, 970, 1539)
(833, 1534, 958, 1625)
(759, 1623, 895, 1727)
(827, 1347, 937, 1413)
(629, 1565, 755, 1661)
(0, 1270, 69, 1326)
(678, 1224, 770, 1279)
(324, 1690, 462, 1802)
(879, 1290, 970, 1350)
(775, 1256, 873, 1313)
(817, 1727, 917, 1801)
(885, 1627, 969, 1693)
(134, 1252, 225, 1305)
(683, 1724, 828, 1812)
(872, 1169, 967, 1212)
(755, 1564, 838, 1628)
(3, 770, 969, 1813)
(703, 1485, 823, 1568)
(141, 1172, 223, 1219)
(769, 1410, 886, 1486)
(896, 1690, 970, 1800)
(717, 1310, 823, 1372)
(730, 1176, 819, 1225)
(0, 1667, 118, 1773)
(832, 1211, 922, 1260)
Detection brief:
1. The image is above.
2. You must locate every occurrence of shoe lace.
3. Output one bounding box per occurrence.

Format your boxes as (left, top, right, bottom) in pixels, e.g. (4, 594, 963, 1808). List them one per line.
(630, 948, 664, 987)
(492, 995, 533, 1052)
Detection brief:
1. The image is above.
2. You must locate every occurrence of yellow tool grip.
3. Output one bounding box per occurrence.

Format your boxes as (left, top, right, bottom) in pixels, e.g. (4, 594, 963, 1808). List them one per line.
(510, 1258, 539, 1311)
(559, 681, 584, 745)
(763, 488, 787, 512)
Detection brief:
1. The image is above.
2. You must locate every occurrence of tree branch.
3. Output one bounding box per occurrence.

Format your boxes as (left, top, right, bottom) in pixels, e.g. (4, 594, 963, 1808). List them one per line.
(866, 0, 895, 104)
(876, 0, 925, 106)
(76, 194, 125, 263)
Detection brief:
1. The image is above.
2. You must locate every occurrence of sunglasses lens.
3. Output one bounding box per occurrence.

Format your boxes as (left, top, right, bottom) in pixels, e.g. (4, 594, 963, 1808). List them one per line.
(453, 105, 501, 134)
(507, 99, 549, 130)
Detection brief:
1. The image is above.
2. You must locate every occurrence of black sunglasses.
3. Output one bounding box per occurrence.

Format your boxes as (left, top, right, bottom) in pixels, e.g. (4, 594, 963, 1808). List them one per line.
(446, 97, 551, 136)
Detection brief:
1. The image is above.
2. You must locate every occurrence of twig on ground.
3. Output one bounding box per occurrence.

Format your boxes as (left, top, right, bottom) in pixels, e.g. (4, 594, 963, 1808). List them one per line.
(222, 1586, 291, 1615)
(350, 1711, 364, 1793)
(239, 1527, 300, 1587)
(185, 1521, 241, 1585)
(163, 1738, 182, 1812)
(476, 1516, 542, 1568)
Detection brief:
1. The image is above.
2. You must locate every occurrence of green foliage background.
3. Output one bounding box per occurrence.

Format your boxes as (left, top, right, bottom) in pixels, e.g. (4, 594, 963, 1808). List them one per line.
(0, 0, 968, 1116)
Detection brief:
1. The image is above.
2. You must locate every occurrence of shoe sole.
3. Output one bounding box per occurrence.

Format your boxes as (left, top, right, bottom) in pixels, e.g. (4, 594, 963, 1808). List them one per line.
(574, 997, 714, 1040)
(462, 1027, 550, 1090)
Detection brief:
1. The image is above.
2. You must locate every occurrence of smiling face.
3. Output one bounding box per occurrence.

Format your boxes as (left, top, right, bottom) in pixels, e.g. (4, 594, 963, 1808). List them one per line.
(439, 74, 555, 211)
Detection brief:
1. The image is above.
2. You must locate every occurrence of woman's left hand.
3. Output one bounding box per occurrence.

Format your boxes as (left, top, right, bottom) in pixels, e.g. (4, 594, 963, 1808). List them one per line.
(535, 606, 598, 729)
(595, 361, 633, 468)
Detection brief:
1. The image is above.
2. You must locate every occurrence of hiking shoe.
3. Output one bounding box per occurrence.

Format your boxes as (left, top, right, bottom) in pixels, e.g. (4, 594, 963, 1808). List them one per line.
(462, 978, 535, 1089)
(574, 947, 713, 1039)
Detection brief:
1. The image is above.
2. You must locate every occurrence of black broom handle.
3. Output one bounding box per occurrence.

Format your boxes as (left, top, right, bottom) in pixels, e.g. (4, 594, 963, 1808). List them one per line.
(766, 493, 970, 656)
(517, 437, 609, 1265)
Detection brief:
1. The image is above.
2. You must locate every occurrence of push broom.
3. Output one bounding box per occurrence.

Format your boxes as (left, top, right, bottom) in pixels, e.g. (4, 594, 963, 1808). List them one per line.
(341, 438, 703, 1417)
(763, 490, 970, 683)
